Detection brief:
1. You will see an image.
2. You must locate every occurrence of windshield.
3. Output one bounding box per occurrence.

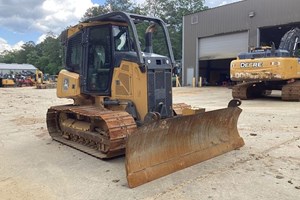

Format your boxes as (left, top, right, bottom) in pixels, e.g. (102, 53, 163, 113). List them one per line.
(113, 25, 131, 52)
(135, 21, 169, 57)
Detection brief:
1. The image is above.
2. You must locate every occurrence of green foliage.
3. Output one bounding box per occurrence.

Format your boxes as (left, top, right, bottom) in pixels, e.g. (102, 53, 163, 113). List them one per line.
(142, 0, 207, 60)
(0, 33, 62, 75)
(82, 0, 207, 60)
(81, 5, 109, 21)
(106, 0, 134, 12)
(0, 50, 17, 63)
(0, 0, 207, 74)
(82, 0, 140, 21)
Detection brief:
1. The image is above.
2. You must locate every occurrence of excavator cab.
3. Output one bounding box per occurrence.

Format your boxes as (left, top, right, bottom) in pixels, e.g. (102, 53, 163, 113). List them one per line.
(47, 12, 244, 188)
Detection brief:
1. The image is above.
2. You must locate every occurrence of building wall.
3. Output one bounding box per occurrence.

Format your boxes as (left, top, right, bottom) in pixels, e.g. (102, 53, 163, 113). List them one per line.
(183, 0, 300, 85)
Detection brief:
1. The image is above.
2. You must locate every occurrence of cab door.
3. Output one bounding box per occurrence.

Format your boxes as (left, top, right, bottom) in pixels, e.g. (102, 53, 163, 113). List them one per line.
(82, 25, 113, 96)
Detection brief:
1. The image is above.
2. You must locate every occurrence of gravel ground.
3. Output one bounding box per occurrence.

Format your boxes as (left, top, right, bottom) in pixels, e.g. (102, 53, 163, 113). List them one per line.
(0, 86, 299, 200)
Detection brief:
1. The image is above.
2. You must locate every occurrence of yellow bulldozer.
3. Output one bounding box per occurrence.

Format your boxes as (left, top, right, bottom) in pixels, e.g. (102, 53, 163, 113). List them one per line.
(231, 28, 300, 101)
(0, 77, 15, 87)
(46, 12, 244, 188)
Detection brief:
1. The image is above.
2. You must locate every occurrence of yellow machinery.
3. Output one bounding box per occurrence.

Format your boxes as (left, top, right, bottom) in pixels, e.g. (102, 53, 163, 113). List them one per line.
(36, 69, 57, 89)
(36, 69, 44, 84)
(231, 28, 300, 101)
(47, 12, 244, 188)
(0, 78, 15, 87)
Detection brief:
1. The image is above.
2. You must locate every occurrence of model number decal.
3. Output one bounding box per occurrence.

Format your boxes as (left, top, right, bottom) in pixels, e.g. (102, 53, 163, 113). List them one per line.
(240, 62, 263, 68)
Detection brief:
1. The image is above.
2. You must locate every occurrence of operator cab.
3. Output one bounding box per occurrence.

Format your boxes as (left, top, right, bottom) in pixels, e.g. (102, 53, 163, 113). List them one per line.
(238, 48, 291, 59)
(63, 13, 173, 97)
(238, 27, 300, 59)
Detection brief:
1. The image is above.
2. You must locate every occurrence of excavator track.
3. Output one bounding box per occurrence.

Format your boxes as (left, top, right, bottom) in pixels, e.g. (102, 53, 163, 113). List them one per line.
(232, 82, 267, 99)
(232, 83, 248, 99)
(46, 105, 137, 159)
(282, 80, 300, 101)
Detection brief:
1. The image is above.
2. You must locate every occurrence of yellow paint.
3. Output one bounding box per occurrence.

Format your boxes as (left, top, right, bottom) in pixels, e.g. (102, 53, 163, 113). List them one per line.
(198, 76, 202, 87)
(36, 69, 43, 84)
(231, 57, 300, 81)
(1, 79, 15, 86)
(67, 21, 128, 38)
(56, 70, 81, 98)
(182, 107, 205, 115)
(111, 61, 148, 121)
(192, 77, 196, 87)
(56, 62, 149, 121)
(175, 75, 181, 87)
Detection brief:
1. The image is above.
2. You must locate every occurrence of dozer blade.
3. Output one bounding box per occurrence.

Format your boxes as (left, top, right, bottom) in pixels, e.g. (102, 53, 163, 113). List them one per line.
(125, 100, 244, 188)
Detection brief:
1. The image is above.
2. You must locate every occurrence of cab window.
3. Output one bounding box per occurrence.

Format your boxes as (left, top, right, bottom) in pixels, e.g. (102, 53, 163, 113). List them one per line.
(87, 26, 112, 92)
(66, 33, 82, 73)
(113, 25, 130, 51)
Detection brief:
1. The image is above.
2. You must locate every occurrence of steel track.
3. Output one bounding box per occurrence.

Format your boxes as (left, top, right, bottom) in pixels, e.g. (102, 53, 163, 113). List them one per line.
(46, 105, 137, 159)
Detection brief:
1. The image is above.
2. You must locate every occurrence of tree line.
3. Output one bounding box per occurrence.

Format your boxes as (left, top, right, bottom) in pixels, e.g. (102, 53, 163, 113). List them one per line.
(0, 33, 62, 75)
(0, 0, 207, 74)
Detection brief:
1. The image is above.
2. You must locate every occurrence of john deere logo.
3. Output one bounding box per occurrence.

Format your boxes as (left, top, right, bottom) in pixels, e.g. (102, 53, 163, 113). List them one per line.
(240, 62, 263, 68)
(63, 78, 69, 90)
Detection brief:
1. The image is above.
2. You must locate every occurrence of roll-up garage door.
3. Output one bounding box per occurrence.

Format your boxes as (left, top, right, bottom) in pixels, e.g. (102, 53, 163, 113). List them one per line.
(199, 31, 248, 60)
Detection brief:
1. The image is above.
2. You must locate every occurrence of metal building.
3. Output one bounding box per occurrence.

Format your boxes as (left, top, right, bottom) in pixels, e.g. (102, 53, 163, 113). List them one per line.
(0, 63, 37, 74)
(182, 0, 300, 86)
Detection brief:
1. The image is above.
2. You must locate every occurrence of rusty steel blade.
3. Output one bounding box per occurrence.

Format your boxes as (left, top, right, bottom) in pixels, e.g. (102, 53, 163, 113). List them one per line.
(125, 106, 244, 188)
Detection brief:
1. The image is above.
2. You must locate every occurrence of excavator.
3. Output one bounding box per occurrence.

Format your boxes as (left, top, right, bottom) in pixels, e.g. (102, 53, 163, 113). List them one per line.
(231, 27, 300, 101)
(36, 69, 57, 89)
(46, 12, 244, 188)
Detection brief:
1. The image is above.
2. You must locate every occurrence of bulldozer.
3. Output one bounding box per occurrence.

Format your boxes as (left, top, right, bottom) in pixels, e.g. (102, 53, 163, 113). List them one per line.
(0, 77, 15, 87)
(46, 12, 244, 188)
(230, 27, 300, 101)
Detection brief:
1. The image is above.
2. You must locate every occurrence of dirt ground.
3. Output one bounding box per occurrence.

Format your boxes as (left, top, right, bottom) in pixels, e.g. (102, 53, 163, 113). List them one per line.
(0, 86, 299, 200)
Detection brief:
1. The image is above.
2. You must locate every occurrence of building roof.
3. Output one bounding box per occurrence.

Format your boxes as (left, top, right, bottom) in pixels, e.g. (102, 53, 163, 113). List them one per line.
(0, 63, 36, 70)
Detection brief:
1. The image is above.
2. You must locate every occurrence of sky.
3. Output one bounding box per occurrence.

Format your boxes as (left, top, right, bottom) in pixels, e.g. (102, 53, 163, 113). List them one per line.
(0, 0, 240, 52)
